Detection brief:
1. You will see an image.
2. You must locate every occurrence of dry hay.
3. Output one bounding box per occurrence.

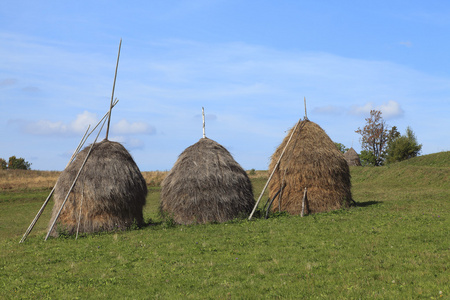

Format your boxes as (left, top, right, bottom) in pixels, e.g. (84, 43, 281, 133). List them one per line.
(48, 139, 147, 236)
(344, 147, 362, 166)
(268, 120, 353, 215)
(160, 137, 255, 225)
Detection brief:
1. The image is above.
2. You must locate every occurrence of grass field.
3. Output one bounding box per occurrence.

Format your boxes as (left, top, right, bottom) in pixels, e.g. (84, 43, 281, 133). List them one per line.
(0, 152, 449, 299)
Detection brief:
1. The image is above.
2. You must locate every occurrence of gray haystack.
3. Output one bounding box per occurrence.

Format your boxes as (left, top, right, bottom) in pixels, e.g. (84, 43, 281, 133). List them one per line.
(344, 147, 362, 166)
(48, 139, 147, 236)
(160, 137, 254, 225)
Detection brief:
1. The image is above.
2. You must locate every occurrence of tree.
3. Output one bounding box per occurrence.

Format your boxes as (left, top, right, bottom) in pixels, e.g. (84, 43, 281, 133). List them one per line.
(359, 150, 377, 166)
(8, 156, 32, 170)
(385, 126, 422, 164)
(334, 142, 349, 154)
(0, 158, 7, 170)
(355, 110, 389, 166)
(387, 126, 401, 145)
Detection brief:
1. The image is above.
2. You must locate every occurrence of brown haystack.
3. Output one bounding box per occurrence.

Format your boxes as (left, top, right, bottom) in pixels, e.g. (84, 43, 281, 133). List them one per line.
(160, 137, 254, 225)
(344, 147, 361, 166)
(268, 120, 353, 215)
(48, 139, 147, 236)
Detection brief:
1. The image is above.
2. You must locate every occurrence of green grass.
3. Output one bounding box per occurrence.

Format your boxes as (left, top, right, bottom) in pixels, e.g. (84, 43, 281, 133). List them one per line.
(1, 152, 449, 299)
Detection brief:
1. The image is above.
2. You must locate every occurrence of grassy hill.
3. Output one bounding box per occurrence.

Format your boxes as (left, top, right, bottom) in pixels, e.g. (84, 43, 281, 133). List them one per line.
(0, 152, 448, 298)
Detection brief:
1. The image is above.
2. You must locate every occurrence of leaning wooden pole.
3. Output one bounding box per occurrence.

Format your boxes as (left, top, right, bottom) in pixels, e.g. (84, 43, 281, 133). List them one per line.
(105, 38, 122, 140)
(19, 125, 91, 243)
(45, 116, 108, 240)
(248, 117, 302, 220)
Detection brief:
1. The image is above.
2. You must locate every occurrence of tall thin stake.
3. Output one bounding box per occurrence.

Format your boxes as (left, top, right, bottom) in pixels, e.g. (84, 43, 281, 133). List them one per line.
(45, 116, 108, 240)
(202, 107, 206, 138)
(19, 125, 91, 243)
(304, 97, 308, 120)
(301, 187, 307, 217)
(105, 38, 122, 140)
(248, 117, 303, 220)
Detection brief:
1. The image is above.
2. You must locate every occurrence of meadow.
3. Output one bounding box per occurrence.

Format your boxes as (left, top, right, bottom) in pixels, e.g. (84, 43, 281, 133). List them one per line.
(0, 152, 449, 299)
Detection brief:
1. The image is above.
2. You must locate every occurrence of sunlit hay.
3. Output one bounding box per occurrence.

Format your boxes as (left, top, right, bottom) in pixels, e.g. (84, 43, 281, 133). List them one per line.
(344, 147, 362, 166)
(268, 120, 353, 215)
(48, 139, 147, 237)
(160, 137, 255, 225)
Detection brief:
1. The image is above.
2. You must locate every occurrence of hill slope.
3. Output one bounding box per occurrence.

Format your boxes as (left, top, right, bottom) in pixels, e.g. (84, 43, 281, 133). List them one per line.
(350, 152, 449, 203)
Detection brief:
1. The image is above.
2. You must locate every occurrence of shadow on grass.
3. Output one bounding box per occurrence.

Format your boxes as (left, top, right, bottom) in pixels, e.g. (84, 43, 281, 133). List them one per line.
(354, 200, 382, 208)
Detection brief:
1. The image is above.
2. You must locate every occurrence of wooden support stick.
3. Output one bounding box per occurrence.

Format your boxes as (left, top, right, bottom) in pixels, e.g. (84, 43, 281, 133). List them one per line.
(105, 38, 122, 140)
(19, 125, 91, 243)
(304, 97, 308, 120)
(202, 107, 206, 138)
(45, 116, 108, 240)
(301, 187, 307, 217)
(75, 187, 84, 240)
(248, 117, 302, 220)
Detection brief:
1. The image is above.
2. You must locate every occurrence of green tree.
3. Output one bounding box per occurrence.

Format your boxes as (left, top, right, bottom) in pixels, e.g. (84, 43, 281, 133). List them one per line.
(334, 142, 349, 154)
(8, 156, 32, 170)
(0, 158, 7, 170)
(385, 126, 422, 164)
(355, 110, 389, 166)
(359, 150, 377, 166)
(387, 126, 401, 145)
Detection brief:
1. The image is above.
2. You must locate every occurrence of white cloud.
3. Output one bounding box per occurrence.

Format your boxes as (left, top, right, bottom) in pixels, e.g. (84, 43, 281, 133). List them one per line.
(350, 100, 404, 119)
(70, 111, 98, 134)
(112, 119, 156, 135)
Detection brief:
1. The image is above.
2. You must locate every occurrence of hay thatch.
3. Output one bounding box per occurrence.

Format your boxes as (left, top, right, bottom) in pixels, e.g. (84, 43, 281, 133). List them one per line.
(344, 147, 361, 166)
(268, 120, 353, 215)
(160, 137, 254, 225)
(48, 139, 147, 236)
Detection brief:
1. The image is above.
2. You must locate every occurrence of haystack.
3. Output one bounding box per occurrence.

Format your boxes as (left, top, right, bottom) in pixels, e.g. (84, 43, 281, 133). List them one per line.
(48, 139, 147, 236)
(268, 119, 353, 215)
(344, 147, 361, 166)
(160, 137, 254, 225)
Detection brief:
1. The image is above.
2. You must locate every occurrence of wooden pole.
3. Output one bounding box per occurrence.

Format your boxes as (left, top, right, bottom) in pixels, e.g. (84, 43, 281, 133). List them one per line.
(248, 117, 303, 220)
(304, 97, 308, 120)
(301, 187, 307, 217)
(202, 107, 206, 138)
(105, 38, 122, 140)
(19, 125, 91, 243)
(45, 116, 108, 240)
(75, 187, 84, 240)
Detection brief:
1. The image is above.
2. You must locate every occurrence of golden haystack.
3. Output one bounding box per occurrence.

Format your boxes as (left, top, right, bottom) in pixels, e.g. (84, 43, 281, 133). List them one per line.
(268, 119, 353, 215)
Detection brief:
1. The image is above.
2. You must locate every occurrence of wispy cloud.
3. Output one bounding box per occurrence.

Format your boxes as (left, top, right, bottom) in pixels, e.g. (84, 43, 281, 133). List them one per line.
(399, 41, 412, 47)
(350, 100, 404, 119)
(0, 78, 18, 87)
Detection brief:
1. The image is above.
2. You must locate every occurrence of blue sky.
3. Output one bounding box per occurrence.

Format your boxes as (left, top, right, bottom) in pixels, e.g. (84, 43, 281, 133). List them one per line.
(1, 1, 449, 171)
